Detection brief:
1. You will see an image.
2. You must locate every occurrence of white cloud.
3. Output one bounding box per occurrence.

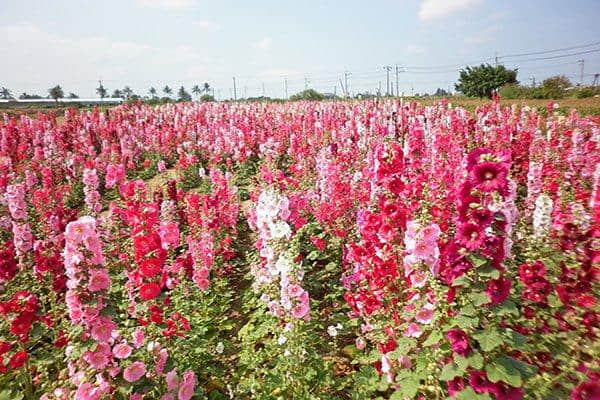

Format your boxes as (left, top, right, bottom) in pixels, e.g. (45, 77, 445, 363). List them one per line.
(464, 24, 500, 44)
(419, 0, 483, 21)
(405, 44, 427, 55)
(136, 0, 198, 10)
(253, 37, 272, 50)
(193, 20, 221, 31)
(0, 23, 221, 97)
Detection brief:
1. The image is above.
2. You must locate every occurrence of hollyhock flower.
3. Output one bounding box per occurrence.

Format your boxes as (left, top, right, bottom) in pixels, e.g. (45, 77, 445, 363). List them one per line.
(446, 329, 470, 356)
(178, 371, 197, 400)
(132, 328, 145, 348)
(9, 350, 27, 369)
(485, 276, 512, 305)
(75, 382, 102, 400)
(292, 301, 310, 319)
(404, 323, 422, 338)
(447, 377, 465, 398)
(166, 369, 179, 391)
(456, 222, 485, 251)
(123, 361, 146, 382)
(571, 380, 600, 400)
(88, 269, 110, 292)
(113, 342, 133, 359)
(469, 370, 494, 394)
(91, 317, 116, 342)
(140, 257, 163, 278)
(139, 282, 161, 300)
(415, 303, 435, 324)
(158, 222, 180, 250)
(84, 348, 110, 370)
(470, 161, 508, 193)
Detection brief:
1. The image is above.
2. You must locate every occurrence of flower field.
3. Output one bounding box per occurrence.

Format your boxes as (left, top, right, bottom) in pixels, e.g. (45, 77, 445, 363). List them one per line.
(0, 99, 599, 399)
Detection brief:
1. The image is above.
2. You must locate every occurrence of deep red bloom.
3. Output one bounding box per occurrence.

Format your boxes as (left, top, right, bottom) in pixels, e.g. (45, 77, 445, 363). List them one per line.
(10, 314, 34, 337)
(470, 161, 508, 193)
(447, 377, 465, 398)
(469, 370, 494, 394)
(486, 276, 512, 305)
(9, 351, 27, 369)
(456, 222, 485, 251)
(139, 282, 161, 301)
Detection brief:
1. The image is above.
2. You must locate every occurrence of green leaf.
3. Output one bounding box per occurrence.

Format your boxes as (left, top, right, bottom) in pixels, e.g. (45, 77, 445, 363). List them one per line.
(499, 356, 538, 380)
(473, 329, 503, 352)
(494, 300, 519, 317)
(486, 358, 522, 387)
(439, 362, 462, 381)
(456, 352, 484, 372)
(468, 254, 488, 268)
(454, 387, 493, 400)
(470, 291, 491, 306)
(423, 331, 443, 346)
(548, 294, 562, 308)
(454, 315, 479, 329)
(460, 304, 477, 317)
(452, 275, 471, 287)
(394, 376, 420, 399)
(478, 265, 500, 279)
(504, 330, 528, 350)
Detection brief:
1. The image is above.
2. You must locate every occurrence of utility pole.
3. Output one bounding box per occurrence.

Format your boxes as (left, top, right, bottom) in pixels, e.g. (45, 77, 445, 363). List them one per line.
(495, 51, 498, 67)
(232, 77, 237, 100)
(284, 77, 288, 99)
(578, 59, 585, 86)
(593, 73, 599, 87)
(378, 81, 381, 97)
(395, 65, 403, 96)
(339, 78, 346, 97)
(262, 82, 265, 97)
(244, 85, 247, 99)
(334, 84, 337, 96)
(383, 66, 392, 96)
(344, 71, 351, 98)
(530, 77, 536, 87)
(98, 79, 104, 100)
(391, 82, 394, 97)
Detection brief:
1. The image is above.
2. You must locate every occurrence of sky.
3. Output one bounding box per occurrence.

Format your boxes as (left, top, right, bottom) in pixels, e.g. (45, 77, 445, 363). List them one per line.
(1, 0, 599, 99)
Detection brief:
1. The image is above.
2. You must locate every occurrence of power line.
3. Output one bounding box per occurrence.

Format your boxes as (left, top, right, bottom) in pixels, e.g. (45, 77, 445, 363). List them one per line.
(500, 40, 600, 59)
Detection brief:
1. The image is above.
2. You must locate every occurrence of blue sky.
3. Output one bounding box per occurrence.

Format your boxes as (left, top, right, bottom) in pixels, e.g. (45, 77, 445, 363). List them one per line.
(1, 0, 599, 98)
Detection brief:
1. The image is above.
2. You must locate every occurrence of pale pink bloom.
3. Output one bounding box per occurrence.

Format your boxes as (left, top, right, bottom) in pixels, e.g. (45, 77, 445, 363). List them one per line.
(291, 301, 310, 319)
(161, 395, 175, 400)
(133, 328, 145, 348)
(398, 355, 412, 369)
(404, 323, 423, 338)
(157, 160, 167, 173)
(155, 348, 168, 375)
(84, 349, 109, 370)
(88, 269, 110, 292)
(166, 370, 179, 391)
(177, 371, 196, 400)
(113, 342, 133, 359)
(409, 270, 428, 288)
(130, 393, 143, 400)
(75, 382, 102, 400)
(123, 361, 146, 383)
(91, 317, 116, 342)
(287, 284, 304, 297)
(355, 337, 366, 350)
(415, 303, 435, 325)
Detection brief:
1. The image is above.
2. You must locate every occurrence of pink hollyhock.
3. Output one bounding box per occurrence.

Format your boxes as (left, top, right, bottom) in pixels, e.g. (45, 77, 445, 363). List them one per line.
(113, 342, 133, 359)
(91, 317, 116, 342)
(404, 323, 422, 338)
(166, 370, 179, 391)
(84, 349, 109, 370)
(485, 276, 512, 305)
(123, 361, 146, 382)
(291, 301, 310, 319)
(158, 222, 180, 250)
(177, 370, 196, 400)
(415, 303, 435, 324)
(88, 269, 110, 292)
(75, 382, 102, 400)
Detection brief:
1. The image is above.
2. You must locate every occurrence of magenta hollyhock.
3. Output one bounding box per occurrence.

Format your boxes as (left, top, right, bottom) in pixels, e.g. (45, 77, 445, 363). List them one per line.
(446, 329, 471, 356)
(485, 276, 512, 305)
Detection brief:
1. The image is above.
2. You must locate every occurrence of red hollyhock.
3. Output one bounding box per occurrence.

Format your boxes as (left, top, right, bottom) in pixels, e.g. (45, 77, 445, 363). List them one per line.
(9, 351, 27, 369)
(139, 282, 161, 301)
(470, 161, 508, 193)
(456, 222, 485, 251)
(140, 257, 163, 278)
(485, 276, 512, 305)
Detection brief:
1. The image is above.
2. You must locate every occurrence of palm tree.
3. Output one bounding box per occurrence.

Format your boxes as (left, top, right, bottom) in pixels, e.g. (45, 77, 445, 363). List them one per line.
(96, 83, 107, 99)
(192, 85, 201, 100)
(149, 87, 157, 99)
(203, 82, 211, 94)
(163, 86, 172, 98)
(0, 87, 12, 100)
(112, 89, 123, 98)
